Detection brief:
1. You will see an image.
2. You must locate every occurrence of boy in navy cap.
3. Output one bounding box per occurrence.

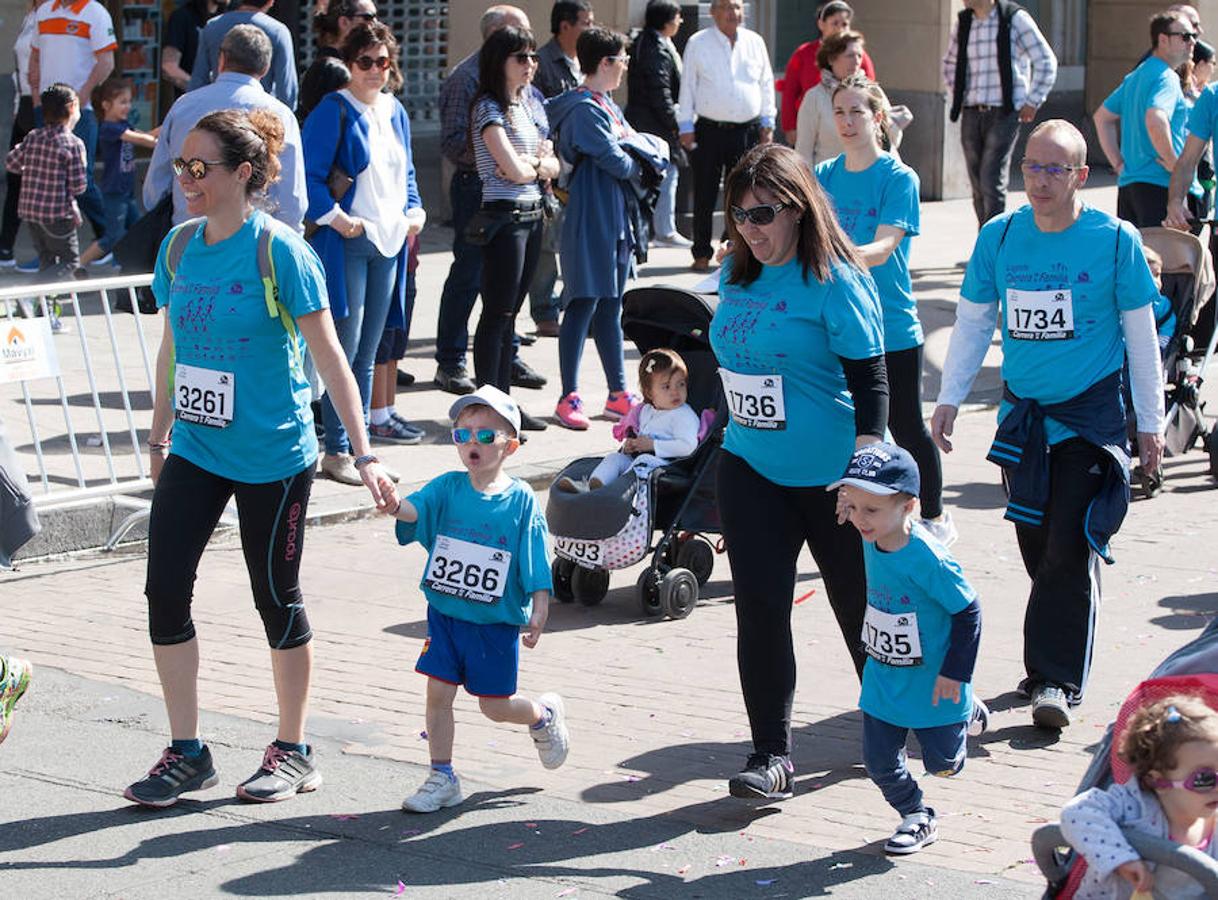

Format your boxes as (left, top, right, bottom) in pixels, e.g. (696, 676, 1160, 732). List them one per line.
(832, 442, 986, 854)
(385, 385, 569, 813)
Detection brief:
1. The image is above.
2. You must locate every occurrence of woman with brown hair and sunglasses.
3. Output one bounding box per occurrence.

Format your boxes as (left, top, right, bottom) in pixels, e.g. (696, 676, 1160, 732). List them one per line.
(710, 143, 887, 802)
(303, 21, 426, 484)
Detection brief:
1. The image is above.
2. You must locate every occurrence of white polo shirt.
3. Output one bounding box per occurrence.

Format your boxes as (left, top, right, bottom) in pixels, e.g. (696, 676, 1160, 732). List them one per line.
(34, 0, 117, 108)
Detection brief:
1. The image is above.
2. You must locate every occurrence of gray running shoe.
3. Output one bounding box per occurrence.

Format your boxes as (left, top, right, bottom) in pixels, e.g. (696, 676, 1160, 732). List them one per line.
(1032, 684, 1071, 729)
(124, 746, 219, 808)
(728, 753, 794, 800)
(884, 807, 938, 854)
(532, 693, 570, 769)
(402, 770, 464, 813)
(236, 743, 322, 802)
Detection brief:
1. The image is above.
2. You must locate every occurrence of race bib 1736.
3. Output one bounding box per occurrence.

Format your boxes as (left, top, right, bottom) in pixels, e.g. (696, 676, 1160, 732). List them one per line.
(719, 369, 786, 430)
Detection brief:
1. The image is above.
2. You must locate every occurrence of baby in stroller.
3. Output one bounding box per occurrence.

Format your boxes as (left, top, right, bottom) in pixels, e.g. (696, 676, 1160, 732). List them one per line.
(1143, 246, 1178, 356)
(1059, 694, 1218, 898)
(557, 349, 702, 493)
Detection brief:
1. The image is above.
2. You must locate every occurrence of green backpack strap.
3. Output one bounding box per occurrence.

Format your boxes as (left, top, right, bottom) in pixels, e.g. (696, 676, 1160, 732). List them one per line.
(162, 218, 204, 395)
(256, 223, 304, 368)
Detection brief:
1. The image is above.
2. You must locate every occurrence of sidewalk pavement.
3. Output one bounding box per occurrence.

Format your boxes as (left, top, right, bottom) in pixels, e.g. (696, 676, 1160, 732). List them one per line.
(5, 174, 1218, 897)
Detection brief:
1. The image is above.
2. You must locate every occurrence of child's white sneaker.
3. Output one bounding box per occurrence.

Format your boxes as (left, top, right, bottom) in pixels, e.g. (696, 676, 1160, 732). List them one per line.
(531, 693, 570, 769)
(884, 807, 938, 854)
(968, 697, 990, 737)
(921, 511, 958, 547)
(401, 770, 463, 813)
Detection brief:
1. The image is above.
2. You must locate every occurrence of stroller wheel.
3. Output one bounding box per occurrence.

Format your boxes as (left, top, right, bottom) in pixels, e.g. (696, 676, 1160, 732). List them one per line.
(571, 566, 610, 606)
(1209, 423, 1218, 479)
(677, 536, 715, 586)
(637, 568, 664, 617)
(659, 568, 698, 620)
(552, 558, 575, 603)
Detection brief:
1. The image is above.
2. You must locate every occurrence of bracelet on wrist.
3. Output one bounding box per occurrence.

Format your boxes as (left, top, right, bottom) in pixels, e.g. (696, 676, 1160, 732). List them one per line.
(353, 453, 379, 469)
(147, 439, 171, 451)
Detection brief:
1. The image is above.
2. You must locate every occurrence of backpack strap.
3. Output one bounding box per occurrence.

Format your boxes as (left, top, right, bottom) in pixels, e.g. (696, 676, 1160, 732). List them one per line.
(164, 217, 206, 282)
(256, 222, 305, 368)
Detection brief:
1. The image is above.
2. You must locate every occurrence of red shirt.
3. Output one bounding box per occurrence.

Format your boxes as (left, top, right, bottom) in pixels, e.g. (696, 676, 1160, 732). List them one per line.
(780, 40, 876, 133)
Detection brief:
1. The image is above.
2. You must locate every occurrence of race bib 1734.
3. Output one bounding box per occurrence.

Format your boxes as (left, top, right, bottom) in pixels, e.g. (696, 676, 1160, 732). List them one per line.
(1006, 287, 1074, 341)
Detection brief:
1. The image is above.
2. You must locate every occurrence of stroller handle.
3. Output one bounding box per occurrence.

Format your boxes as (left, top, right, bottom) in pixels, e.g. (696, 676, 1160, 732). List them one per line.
(1032, 823, 1218, 892)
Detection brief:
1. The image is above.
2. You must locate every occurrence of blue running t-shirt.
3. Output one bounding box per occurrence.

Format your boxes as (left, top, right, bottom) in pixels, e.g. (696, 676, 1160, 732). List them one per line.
(153, 210, 327, 483)
(960, 204, 1158, 444)
(711, 254, 884, 486)
(1102, 56, 1188, 189)
(859, 523, 977, 729)
(816, 152, 922, 352)
(396, 472, 552, 626)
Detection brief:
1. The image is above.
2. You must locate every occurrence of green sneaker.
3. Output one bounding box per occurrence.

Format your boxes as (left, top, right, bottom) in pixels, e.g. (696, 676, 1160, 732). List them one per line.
(0, 656, 31, 744)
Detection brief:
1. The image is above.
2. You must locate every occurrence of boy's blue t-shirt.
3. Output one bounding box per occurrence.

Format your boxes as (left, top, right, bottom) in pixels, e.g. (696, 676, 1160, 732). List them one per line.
(1102, 56, 1188, 188)
(815, 153, 923, 352)
(710, 255, 885, 487)
(98, 119, 134, 196)
(152, 210, 327, 483)
(396, 472, 552, 627)
(859, 523, 977, 729)
(961, 204, 1158, 444)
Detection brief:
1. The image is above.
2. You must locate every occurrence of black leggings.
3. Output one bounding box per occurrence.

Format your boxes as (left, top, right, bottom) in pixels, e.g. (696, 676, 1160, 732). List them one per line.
(885, 345, 943, 519)
(145, 454, 314, 649)
(475, 213, 542, 392)
(717, 450, 868, 758)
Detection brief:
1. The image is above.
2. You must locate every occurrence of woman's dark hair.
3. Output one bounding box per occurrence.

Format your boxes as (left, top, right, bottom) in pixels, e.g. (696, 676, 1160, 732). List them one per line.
(644, 0, 681, 31)
(577, 26, 626, 76)
(817, 29, 864, 71)
(341, 20, 403, 93)
(724, 143, 863, 288)
(314, 0, 369, 43)
(1195, 38, 1216, 64)
(477, 25, 537, 109)
(92, 76, 132, 114)
(192, 108, 285, 198)
(818, 0, 853, 22)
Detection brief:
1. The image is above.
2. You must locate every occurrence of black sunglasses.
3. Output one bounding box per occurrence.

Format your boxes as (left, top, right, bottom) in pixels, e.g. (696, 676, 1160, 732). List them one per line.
(353, 55, 392, 71)
(1170, 30, 1199, 42)
(730, 201, 788, 226)
(513, 52, 540, 63)
(172, 157, 227, 180)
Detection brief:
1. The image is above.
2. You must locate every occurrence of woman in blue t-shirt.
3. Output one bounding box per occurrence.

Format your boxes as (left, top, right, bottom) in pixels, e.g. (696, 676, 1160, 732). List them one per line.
(710, 144, 888, 802)
(469, 25, 559, 431)
(816, 74, 951, 545)
(126, 108, 397, 811)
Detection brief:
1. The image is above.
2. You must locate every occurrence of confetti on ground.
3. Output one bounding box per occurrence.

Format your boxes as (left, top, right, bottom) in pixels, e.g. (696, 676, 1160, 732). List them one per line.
(828, 862, 853, 871)
(331, 814, 359, 821)
(794, 589, 816, 604)
(507, 842, 525, 851)
(756, 879, 777, 886)
(525, 823, 538, 829)
(395, 881, 406, 895)
(715, 855, 735, 867)
(572, 827, 589, 836)
(556, 890, 578, 898)
(418, 730, 427, 740)
(401, 829, 421, 837)
(214, 844, 231, 852)
(654, 842, 677, 852)
(676, 865, 690, 875)
(975, 880, 996, 885)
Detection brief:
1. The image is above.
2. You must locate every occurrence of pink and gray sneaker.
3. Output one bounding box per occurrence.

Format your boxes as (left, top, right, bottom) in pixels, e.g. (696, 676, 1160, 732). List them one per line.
(604, 390, 640, 420)
(555, 392, 590, 430)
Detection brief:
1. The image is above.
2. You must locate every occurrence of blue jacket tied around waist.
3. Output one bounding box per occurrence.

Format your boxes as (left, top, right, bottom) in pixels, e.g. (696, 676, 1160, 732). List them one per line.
(986, 370, 1131, 563)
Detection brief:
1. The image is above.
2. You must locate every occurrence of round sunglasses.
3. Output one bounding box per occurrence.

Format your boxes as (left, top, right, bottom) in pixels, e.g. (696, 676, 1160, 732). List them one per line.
(512, 52, 540, 64)
(452, 427, 511, 445)
(730, 201, 788, 226)
(353, 55, 392, 71)
(1151, 766, 1218, 793)
(172, 157, 226, 180)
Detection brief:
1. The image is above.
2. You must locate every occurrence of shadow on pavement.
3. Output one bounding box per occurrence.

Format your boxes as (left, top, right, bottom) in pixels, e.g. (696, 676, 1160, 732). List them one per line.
(1152, 592, 1218, 630)
(941, 479, 1006, 511)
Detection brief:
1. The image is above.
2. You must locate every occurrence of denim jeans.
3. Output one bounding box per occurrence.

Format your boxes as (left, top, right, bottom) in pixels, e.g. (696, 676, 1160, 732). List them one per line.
(100, 191, 139, 252)
(321, 234, 396, 455)
(653, 162, 680, 238)
(558, 295, 627, 397)
(862, 712, 967, 816)
(73, 108, 107, 243)
(959, 107, 1021, 227)
(434, 170, 484, 370)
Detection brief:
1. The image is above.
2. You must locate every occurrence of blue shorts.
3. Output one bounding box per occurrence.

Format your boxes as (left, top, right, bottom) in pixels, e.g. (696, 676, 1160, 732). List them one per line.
(415, 605, 520, 697)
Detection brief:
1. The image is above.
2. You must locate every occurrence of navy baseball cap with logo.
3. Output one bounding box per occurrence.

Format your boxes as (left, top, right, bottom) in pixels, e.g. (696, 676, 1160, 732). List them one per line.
(828, 442, 921, 497)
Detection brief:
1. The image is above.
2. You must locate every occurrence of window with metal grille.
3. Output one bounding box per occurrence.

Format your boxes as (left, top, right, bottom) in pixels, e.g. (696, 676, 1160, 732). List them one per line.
(297, 0, 448, 132)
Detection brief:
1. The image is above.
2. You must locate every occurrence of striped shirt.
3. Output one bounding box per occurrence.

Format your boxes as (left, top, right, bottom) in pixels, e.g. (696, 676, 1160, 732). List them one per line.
(471, 95, 542, 204)
(5, 124, 86, 225)
(942, 7, 1057, 110)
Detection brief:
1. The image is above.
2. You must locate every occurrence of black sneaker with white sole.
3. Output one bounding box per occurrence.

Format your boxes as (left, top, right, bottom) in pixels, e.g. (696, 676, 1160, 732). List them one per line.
(884, 807, 938, 854)
(728, 753, 794, 800)
(236, 743, 322, 802)
(124, 746, 219, 808)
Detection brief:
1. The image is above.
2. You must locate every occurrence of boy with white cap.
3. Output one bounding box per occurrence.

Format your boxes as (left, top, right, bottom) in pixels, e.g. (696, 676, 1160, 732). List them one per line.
(832, 442, 987, 854)
(386, 385, 569, 813)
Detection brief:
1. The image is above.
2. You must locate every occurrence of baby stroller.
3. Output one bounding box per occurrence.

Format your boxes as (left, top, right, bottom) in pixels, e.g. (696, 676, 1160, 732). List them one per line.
(1030, 620, 1218, 897)
(546, 286, 726, 620)
(1136, 227, 1218, 497)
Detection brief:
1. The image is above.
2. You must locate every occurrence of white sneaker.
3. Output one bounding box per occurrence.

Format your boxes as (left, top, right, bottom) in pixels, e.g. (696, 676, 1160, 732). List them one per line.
(531, 693, 570, 769)
(968, 697, 990, 737)
(401, 769, 463, 813)
(653, 232, 693, 248)
(884, 807, 938, 854)
(921, 511, 958, 547)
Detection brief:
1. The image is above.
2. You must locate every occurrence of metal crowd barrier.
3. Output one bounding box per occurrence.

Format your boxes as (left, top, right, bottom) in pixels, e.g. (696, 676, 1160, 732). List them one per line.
(0, 273, 158, 549)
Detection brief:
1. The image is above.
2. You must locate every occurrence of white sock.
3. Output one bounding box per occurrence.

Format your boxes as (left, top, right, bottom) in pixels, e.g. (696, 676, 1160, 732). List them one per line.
(370, 407, 391, 426)
(385, 405, 398, 420)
